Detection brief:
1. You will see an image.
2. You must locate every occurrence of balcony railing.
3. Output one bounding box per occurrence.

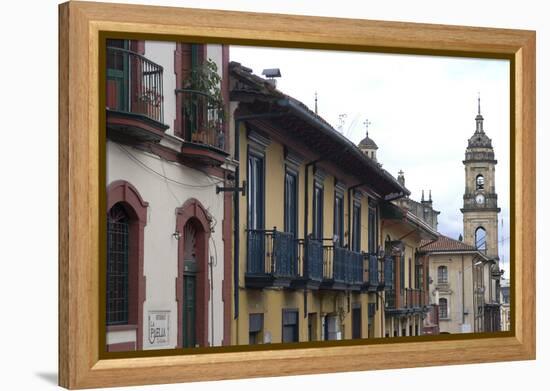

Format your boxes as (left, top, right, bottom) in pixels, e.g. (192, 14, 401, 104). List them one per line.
(404, 288, 424, 308)
(322, 245, 363, 287)
(386, 289, 397, 309)
(297, 238, 324, 282)
(386, 288, 425, 311)
(246, 231, 367, 290)
(384, 256, 394, 289)
(175, 89, 225, 151)
(106, 47, 164, 123)
(246, 229, 297, 280)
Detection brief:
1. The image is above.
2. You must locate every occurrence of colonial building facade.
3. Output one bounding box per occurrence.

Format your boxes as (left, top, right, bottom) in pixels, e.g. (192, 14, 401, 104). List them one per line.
(419, 235, 497, 333)
(105, 40, 234, 351)
(228, 62, 409, 344)
(104, 40, 504, 351)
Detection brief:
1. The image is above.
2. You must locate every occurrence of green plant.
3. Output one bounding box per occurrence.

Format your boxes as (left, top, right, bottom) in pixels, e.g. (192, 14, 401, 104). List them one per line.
(181, 59, 225, 146)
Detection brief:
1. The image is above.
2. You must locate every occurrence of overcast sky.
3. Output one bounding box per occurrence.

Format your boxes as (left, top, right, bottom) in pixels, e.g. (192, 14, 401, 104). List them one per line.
(230, 45, 510, 277)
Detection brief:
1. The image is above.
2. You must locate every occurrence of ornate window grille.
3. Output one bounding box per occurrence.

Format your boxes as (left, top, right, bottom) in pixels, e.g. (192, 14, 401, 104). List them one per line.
(107, 203, 130, 325)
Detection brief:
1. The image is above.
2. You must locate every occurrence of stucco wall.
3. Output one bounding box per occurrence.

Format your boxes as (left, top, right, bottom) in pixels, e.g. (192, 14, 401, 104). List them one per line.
(428, 253, 481, 334)
(233, 122, 384, 344)
(106, 141, 226, 348)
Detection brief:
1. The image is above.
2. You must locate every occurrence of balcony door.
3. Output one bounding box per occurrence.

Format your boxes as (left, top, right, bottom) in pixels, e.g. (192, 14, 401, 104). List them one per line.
(182, 222, 198, 348)
(333, 193, 344, 247)
(312, 182, 324, 240)
(106, 39, 129, 112)
(247, 151, 265, 273)
(284, 169, 298, 238)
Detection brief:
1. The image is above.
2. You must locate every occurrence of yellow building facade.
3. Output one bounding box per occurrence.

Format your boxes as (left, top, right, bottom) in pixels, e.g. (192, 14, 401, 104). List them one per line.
(380, 203, 438, 337)
(229, 62, 407, 345)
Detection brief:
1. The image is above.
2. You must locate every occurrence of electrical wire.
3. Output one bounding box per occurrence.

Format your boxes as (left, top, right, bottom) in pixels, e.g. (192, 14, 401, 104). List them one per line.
(116, 144, 224, 188)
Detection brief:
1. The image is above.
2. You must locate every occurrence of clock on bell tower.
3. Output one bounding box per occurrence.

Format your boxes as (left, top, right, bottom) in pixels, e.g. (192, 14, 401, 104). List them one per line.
(461, 96, 500, 260)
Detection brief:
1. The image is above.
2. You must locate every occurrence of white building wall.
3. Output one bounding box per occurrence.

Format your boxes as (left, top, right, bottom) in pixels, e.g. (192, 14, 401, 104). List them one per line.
(107, 139, 226, 349)
(106, 41, 227, 349)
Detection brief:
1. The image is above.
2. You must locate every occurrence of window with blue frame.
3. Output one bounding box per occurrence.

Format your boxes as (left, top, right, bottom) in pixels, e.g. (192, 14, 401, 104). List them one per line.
(333, 192, 344, 246)
(247, 151, 264, 230)
(313, 182, 324, 240)
(247, 150, 265, 274)
(352, 201, 361, 252)
(368, 206, 377, 253)
(106, 203, 130, 325)
(284, 168, 298, 237)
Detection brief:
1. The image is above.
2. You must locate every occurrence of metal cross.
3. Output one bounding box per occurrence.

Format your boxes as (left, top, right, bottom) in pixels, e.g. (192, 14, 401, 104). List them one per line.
(363, 119, 372, 135)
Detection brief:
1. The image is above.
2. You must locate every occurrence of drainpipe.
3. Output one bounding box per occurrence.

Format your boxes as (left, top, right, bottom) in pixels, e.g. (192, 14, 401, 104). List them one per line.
(303, 160, 320, 319)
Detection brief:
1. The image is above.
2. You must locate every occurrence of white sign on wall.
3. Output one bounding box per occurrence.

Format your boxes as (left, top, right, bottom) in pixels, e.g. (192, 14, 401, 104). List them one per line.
(148, 310, 170, 346)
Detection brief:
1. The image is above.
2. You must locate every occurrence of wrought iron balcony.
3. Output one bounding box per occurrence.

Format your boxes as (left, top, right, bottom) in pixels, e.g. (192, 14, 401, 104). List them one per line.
(175, 89, 229, 166)
(383, 256, 394, 290)
(386, 288, 425, 314)
(385, 289, 397, 310)
(293, 238, 324, 289)
(106, 47, 169, 143)
(321, 245, 364, 290)
(245, 228, 298, 288)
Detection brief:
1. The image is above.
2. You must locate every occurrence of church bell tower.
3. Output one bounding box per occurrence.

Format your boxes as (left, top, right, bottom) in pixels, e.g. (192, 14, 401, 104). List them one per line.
(461, 96, 500, 260)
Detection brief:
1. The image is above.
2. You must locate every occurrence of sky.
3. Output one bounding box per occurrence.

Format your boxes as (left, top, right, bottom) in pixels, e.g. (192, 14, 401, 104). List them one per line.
(230, 45, 511, 277)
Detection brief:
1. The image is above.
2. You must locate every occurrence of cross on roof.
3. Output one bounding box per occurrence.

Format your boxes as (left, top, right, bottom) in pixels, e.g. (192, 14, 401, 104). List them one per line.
(363, 119, 372, 137)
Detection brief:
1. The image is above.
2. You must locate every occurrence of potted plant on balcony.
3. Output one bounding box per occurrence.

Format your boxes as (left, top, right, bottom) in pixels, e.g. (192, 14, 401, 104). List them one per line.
(181, 59, 225, 149)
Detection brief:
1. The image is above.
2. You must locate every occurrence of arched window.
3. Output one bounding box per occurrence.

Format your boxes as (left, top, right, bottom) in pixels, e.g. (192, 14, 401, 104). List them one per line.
(475, 227, 487, 252)
(476, 174, 485, 190)
(437, 265, 448, 284)
(106, 180, 148, 351)
(438, 298, 448, 319)
(107, 203, 130, 325)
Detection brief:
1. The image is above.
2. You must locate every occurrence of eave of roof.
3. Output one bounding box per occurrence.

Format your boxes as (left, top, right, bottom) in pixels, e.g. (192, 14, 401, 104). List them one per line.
(380, 202, 438, 240)
(419, 235, 491, 262)
(230, 62, 409, 200)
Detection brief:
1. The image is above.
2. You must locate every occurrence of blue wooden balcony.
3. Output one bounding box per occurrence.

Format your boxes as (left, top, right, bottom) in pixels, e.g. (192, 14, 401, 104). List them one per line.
(320, 245, 364, 291)
(245, 228, 298, 288)
(292, 238, 324, 290)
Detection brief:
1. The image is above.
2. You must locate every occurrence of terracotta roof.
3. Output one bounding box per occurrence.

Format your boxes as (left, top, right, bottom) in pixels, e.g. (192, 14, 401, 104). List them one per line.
(420, 234, 477, 252)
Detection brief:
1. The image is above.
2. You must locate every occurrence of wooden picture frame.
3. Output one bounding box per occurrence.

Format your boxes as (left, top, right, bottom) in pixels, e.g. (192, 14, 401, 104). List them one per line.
(59, 1, 536, 388)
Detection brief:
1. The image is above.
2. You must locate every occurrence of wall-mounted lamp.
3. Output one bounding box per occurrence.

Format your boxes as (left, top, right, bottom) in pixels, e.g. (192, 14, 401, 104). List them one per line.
(172, 231, 181, 241)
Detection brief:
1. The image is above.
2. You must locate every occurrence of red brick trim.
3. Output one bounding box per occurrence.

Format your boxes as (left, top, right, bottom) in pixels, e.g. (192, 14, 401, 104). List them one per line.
(175, 198, 211, 348)
(107, 324, 138, 332)
(107, 113, 166, 136)
(130, 40, 145, 55)
(106, 341, 136, 352)
(106, 180, 148, 350)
